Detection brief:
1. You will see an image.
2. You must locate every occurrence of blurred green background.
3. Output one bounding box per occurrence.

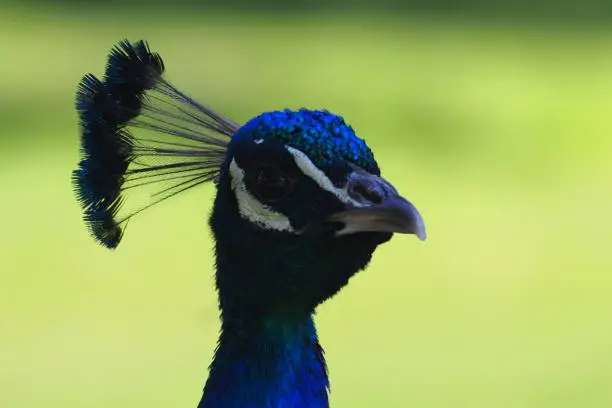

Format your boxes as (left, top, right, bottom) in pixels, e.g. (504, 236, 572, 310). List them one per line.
(1, 2, 612, 407)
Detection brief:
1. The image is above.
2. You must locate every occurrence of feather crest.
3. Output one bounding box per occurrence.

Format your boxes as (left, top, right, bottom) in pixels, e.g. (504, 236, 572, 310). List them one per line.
(73, 40, 237, 248)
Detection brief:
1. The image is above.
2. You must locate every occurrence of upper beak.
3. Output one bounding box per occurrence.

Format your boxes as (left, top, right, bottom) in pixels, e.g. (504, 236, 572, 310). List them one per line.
(328, 169, 426, 241)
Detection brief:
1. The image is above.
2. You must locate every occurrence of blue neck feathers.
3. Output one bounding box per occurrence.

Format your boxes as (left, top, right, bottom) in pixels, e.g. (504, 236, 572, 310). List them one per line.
(198, 314, 329, 408)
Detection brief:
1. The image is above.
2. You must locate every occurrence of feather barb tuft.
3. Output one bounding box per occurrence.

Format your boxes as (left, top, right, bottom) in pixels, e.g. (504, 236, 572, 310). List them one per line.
(72, 40, 237, 248)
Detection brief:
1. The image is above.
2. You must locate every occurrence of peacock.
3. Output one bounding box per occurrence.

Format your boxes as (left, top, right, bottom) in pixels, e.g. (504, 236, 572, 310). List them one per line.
(73, 40, 426, 408)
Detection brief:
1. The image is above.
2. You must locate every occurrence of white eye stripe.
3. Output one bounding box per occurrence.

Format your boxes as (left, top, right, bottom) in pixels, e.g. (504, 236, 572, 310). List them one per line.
(229, 159, 296, 233)
(285, 146, 365, 208)
(228, 147, 364, 232)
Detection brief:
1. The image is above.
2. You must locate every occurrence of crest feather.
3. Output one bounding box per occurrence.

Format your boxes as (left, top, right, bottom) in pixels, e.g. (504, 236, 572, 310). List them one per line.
(73, 40, 237, 248)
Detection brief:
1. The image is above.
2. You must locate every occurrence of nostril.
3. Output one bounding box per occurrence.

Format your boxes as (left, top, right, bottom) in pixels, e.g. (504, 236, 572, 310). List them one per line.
(351, 182, 384, 204)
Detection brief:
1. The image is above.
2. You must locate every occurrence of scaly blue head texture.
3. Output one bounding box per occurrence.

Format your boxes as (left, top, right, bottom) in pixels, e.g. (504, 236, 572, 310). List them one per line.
(235, 109, 379, 173)
(73, 40, 426, 408)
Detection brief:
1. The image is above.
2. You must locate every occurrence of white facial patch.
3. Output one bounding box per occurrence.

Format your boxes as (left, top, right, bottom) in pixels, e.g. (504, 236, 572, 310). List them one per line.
(285, 146, 366, 208)
(229, 159, 295, 233)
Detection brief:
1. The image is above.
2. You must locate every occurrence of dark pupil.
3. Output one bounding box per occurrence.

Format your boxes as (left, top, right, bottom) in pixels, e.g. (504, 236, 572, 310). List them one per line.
(254, 166, 290, 202)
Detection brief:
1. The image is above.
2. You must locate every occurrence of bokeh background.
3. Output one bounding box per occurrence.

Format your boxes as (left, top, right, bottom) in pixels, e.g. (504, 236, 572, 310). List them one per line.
(1, 1, 612, 407)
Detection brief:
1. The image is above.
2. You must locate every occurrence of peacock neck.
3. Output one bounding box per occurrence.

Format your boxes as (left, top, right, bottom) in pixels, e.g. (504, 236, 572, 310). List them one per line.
(198, 313, 330, 408)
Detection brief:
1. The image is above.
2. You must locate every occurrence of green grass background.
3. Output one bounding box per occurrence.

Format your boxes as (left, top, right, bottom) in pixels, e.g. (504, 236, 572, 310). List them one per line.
(1, 7, 612, 408)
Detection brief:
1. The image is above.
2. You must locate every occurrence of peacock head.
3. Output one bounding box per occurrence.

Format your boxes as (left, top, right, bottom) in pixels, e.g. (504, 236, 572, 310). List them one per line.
(73, 40, 425, 320)
(211, 109, 425, 316)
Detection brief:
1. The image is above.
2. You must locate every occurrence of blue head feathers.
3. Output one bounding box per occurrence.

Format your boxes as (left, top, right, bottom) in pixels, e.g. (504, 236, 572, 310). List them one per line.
(233, 109, 378, 174)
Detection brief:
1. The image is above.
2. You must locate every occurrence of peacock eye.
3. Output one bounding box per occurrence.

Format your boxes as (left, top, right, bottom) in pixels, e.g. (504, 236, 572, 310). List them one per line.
(249, 165, 294, 203)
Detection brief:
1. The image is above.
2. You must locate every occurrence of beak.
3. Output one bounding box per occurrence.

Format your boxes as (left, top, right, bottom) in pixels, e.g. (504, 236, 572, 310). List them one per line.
(328, 169, 426, 241)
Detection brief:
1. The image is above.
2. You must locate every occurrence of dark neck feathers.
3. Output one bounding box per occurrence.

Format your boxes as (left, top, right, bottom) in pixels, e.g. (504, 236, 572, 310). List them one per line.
(200, 175, 386, 408)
